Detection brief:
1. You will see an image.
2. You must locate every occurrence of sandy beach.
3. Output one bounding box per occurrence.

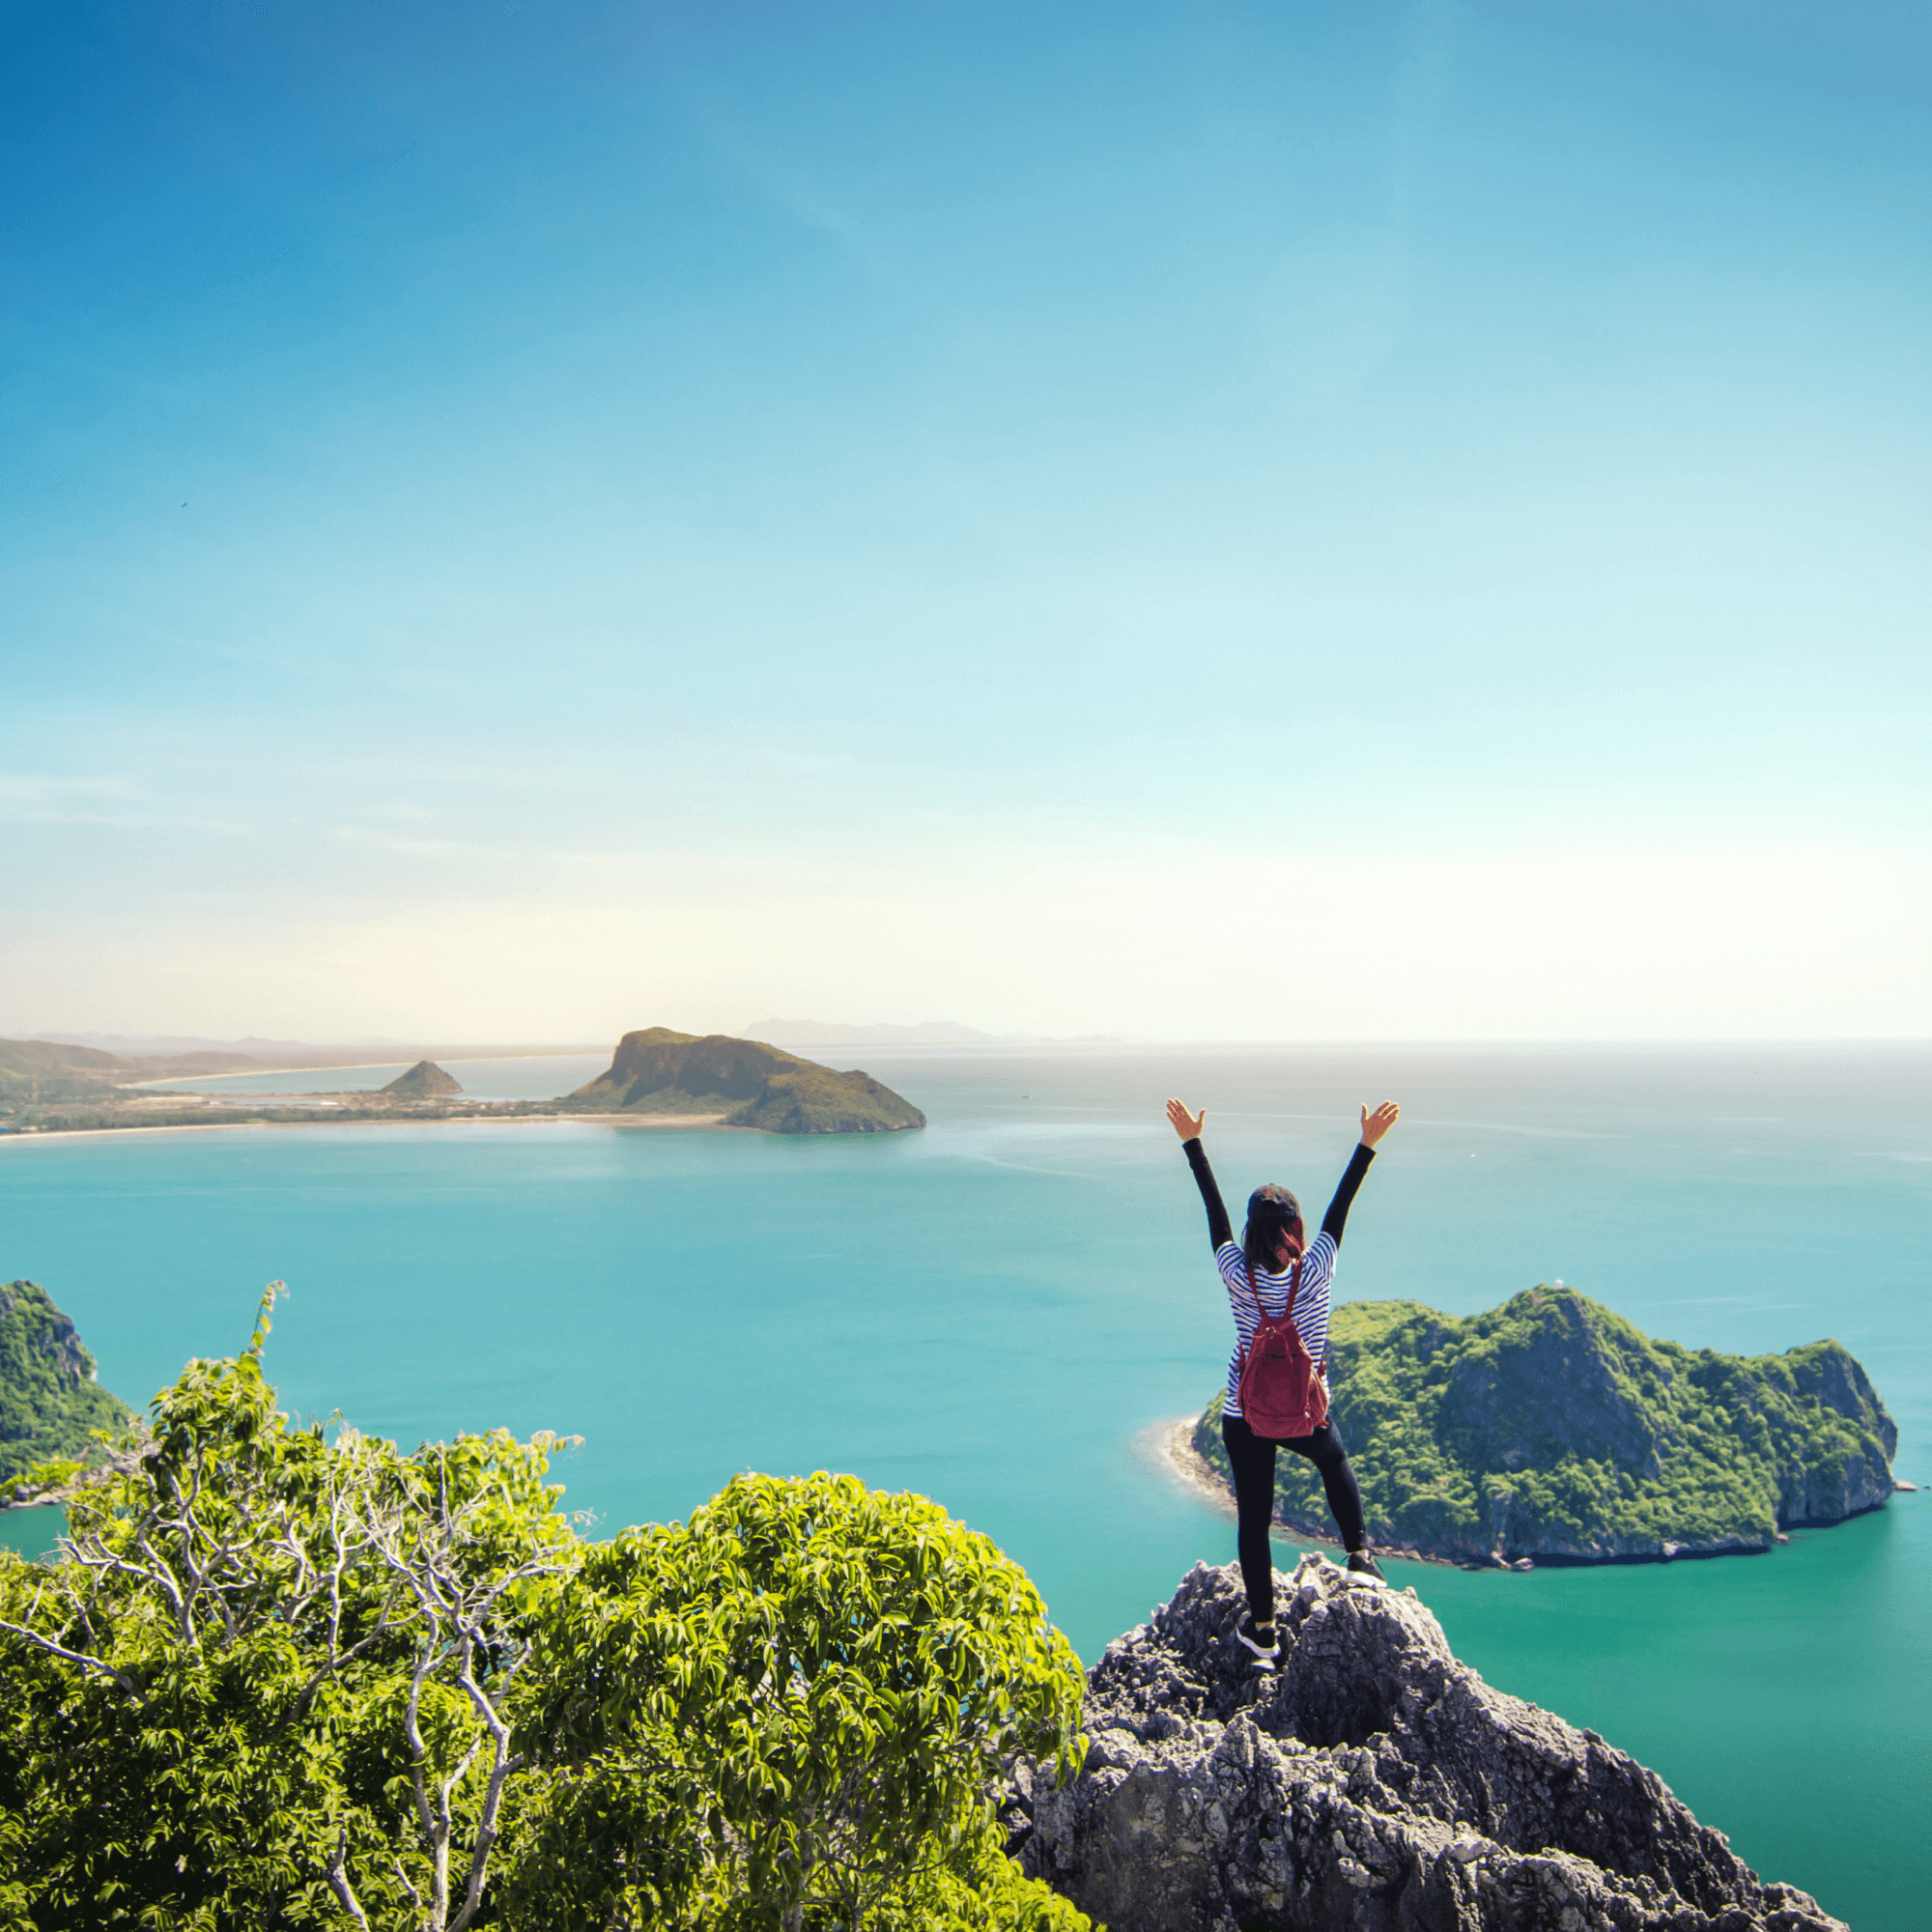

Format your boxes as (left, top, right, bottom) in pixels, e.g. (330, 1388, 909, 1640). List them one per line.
(1150, 1412, 1460, 1569)
(0, 1111, 736, 1144)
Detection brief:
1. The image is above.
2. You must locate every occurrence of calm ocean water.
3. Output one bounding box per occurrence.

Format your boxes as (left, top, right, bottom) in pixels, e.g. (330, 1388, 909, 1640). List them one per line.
(5, 1045, 1927, 1928)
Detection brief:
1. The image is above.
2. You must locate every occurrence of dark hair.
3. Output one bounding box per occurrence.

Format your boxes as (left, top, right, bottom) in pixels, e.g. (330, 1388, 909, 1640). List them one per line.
(1242, 1181, 1302, 1288)
(1241, 1207, 1303, 1288)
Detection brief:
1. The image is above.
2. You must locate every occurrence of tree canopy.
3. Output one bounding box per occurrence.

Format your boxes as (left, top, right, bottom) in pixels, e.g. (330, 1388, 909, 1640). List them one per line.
(0, 1289, 1089, 1931)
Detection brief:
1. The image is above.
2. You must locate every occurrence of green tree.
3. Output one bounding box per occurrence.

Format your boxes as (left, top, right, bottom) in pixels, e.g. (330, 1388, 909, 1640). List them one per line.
(0, 1288, 579, 1928)
(0, 1291, 1091, 1931)
(505, 1472, 1085, 1931)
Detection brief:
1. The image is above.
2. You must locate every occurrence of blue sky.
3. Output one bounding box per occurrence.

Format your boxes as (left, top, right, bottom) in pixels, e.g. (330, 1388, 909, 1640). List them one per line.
(3, 0, 1928, 1040)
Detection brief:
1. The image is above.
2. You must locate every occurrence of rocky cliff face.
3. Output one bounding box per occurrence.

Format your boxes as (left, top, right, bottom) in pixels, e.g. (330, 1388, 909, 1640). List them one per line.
(1012, 1556, 1842, 1932)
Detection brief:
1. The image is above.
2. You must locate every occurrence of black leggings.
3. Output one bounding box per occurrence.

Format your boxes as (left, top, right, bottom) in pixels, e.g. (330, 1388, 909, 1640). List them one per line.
(1221, 1412, 1367, 1625)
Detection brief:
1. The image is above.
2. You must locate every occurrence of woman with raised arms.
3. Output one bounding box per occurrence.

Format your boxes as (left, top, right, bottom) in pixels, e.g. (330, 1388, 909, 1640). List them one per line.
(1165, 1094, 1402, 1669)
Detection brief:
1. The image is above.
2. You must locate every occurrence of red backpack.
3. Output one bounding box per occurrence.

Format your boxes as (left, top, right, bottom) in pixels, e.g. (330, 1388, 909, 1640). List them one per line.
(1236, 1259, 1330, 1439)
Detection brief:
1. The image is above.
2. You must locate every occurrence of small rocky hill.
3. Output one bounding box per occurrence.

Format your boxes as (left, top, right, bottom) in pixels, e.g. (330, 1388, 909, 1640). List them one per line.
(562, 1028, 925, 1134)
(382, 1060, 463, 1098)
(1193, 1288, 1895, 1563)
(0, 1282, 132, 1484)
(1013, 1555, 1843, 1932)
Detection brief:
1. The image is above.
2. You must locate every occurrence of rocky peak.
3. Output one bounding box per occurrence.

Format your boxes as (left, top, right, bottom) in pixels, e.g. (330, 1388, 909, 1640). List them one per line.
(1012, 1555, 1842, 1932)
(1436, 1290, 1675, 1481)
(380, 1060, 463, 1099)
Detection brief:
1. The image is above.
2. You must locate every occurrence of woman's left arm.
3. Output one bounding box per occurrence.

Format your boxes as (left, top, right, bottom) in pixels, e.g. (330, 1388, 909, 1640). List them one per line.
(1321, 1101, 1401, 1244)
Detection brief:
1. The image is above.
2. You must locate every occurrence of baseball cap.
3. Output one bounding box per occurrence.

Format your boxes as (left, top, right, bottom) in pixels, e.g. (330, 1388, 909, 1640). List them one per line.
(1246, 1182, 1302, 1224)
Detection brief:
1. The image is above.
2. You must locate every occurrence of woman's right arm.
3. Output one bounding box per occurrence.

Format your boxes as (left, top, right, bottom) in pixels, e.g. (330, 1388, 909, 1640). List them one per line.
(1166, 1097, 1233, 1249)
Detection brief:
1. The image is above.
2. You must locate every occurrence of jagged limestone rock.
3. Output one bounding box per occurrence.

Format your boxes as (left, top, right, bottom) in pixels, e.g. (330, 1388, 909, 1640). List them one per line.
(1011, 1555, 1842, 1932)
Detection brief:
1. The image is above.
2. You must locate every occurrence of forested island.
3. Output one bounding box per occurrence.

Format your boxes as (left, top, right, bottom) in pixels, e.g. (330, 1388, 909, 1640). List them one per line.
(0, 1030, 925, 1139)
(1189, 1285, 1897, 1564)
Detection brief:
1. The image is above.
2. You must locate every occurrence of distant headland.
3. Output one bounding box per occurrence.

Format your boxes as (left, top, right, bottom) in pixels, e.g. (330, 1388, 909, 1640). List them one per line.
(563, 1028, 924, 1134)
(0, 1030, 924, 1139)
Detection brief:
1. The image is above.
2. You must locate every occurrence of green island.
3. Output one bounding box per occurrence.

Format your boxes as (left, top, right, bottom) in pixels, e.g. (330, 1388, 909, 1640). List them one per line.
(0, 1282, 133, 1486)
(0, 1029, 925, 1139)
(1191, 1285, 1898, 1564)
(560, 1027, 926, 1133)
(0, 1289, 1086, 1930)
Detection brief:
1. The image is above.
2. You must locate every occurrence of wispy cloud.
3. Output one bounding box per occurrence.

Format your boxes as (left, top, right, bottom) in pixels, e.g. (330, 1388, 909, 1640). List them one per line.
(0, 773, 244, 835)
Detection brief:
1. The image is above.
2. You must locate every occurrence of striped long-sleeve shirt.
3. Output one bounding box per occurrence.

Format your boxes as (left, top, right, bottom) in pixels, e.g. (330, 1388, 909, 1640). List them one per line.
(1182, 1137, 1375, 1426)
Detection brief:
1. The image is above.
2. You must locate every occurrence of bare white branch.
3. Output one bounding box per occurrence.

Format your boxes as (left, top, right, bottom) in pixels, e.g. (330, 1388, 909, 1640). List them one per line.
(325, 1826, 371, 1929)
(0, 1616, 146, 1705)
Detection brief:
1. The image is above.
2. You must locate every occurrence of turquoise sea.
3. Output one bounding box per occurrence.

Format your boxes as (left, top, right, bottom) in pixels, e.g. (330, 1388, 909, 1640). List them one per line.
(5, 1045, 1927, 1929)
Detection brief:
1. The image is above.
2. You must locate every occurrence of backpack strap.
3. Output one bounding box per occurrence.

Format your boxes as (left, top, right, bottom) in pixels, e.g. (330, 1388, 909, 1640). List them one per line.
(1238, 1255, 1304, 1370)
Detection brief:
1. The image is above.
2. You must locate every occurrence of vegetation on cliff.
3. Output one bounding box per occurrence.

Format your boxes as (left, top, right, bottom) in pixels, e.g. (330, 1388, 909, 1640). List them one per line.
(0, 1291, 1084, 1929)
(1194, 1286, 1896, 1562)
(564, 1028, 926, 1134)
(0, 1283, 131, 1486)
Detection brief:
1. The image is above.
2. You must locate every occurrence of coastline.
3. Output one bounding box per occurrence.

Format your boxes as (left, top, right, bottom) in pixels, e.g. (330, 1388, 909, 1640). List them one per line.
(123, 1047, 610, 1090)
(1152, 1414, 1460, 1571)
(126, 1062, 412, 1090)
(0, 1111, 736, 1144)
(1150, 1414, 1868, 1572)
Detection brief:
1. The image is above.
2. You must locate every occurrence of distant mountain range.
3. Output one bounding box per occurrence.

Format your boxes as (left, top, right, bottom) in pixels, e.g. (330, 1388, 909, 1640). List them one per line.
(0, 1037, 263, 1099)
(9, 1025, 1135, 1064)
(742, 1019, 1134, 1047)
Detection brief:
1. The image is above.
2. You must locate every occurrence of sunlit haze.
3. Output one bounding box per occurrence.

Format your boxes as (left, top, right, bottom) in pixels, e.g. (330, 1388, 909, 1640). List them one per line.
(4, 1, 1927, 1042)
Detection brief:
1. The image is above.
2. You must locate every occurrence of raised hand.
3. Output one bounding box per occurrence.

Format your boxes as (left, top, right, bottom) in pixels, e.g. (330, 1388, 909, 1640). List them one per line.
(1359, 1100, 1401, 1149)
(1166, 1097, 1206, 1143)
